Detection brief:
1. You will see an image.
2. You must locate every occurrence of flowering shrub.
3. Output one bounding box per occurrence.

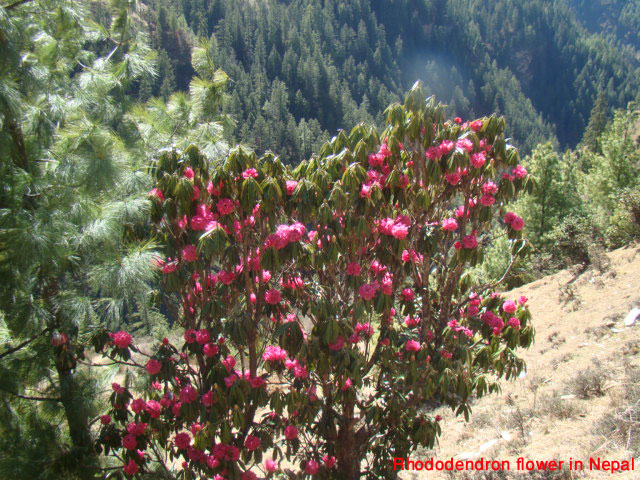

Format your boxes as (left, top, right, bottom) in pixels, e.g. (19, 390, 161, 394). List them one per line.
(93, 85, 534, 479)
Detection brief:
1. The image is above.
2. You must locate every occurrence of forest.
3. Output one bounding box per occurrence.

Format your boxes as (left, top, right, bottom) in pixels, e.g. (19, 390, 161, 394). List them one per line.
(0, 0, 639, 479)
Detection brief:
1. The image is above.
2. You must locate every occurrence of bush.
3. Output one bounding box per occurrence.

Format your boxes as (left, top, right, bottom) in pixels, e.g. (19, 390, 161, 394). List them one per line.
(570, 362, 609, 399)
(92, 85, 534, 479)
(604, 188, 640, 248)
(546, 215, 608, 272)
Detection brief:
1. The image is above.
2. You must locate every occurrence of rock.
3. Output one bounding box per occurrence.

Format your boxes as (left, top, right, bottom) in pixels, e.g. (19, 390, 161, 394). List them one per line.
(501, 431, 513, 441)
(560, 394, 575, 400)
(479, 439, 499, 452)
(624, 308, 640, 327)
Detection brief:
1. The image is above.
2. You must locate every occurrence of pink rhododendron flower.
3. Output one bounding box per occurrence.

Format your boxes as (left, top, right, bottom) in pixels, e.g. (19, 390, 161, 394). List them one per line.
(328, 336, 345, 351)
(305, 460, 319, 475)
(180, 385, 198, 404)
(284, 425, 298, 440)
(182, 245, 197, 262)
(145, 400, 162, 418)
(242, 168, 258, 179)
(511, 215, 525, 231)
(426, 145, 441, 160)
(203, 343, 219, 357)
(100, 415, 111, 425)
(405, 340, 421, 351)
(513, 164, 527, 178)
(123, 460, 139, 476)
(482, 181, 498, 195)
(263, 345, 288, 363)
(265, 459, 278, 472)
(462, 235, 478, 249)
(145, 359, 162, 376)
(518, 295, 528, 305)
(439, 140, 454, 156)
(216, 198, 234, 216)
(502, 300, 517, 313)
(222, 355, 236, 371)
(457, 138, 474, 152)
(112, 382, 125, 394)
(244, 435, 261, 451)
(184, 166, 194, 179)
(359, 283, 378, 301)
(391, 223, 409, 239)
(184, 329, 196, 344)
(445, 172, 461, 185)
(285, 180, 298, 195)
(442, 218, 458, 231)
(508, 317, 521, 329)
(122, 434, 137, 450)
(470, 119, 483, 132)
(264, 289, 281, 305)
(480, 194, 496, 206)
(324, 455, 337, 468)
(148, 187, 164, 201)
(174, 432, 191, 450)
(112, 331, 131, 349)
(470, 152, 486, 168)
(346, 262, 361, 276)
(401, 288, 414, 301)
(242, 472, 257, 480)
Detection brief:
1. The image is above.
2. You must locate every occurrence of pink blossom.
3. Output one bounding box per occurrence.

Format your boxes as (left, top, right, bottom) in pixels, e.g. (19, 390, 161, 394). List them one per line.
(324, 455, 337, 468)
(511, 216, 525, 231)
(401, 288, 414, 301)
(263, 345, 288, 363)
(100, 415, 111, 425)
(264, 289, 282, 305)
(481, 181, 498, 195)
(222, 355, 236, 371)
(439, 140, 454, 156)
(508, 317, 521, 329)
(191, 184, 200, 200)
(224, 374, 238, 388)
(265, 459, 278, 472)
(218, 270, 235, 285)
(242, 472, 257, 480)
(180, 385, 198, 404)
(122, 434, 137, 450)
(441, 350, 453, 359)
(216, 198, 234, 216)
(123, 460, 139, 476)
(442, 218, 458, 231)
(462, 235, 478, 249)
(182, 245, 197, 262)
(145, 400, 162, 418)
(112, 331, 131, 349)
(359, 283, 378, 301)
(162, 259, 178, 274)
(426, 145, 441, 160)
(346, 262, 361, 276)
(284, 425, 298, 440)
(196, 329, 210, 345)
(184, 329, 197, 343)
(244, 435, 261, 451)
(445, 172, 461, 185)
(391, 223, 409, 239)
(518, 295, 528, 305)
(127, 422, 147, 436)
(201, 391, 214, 406)
(145, 359, 162, 376)
(242, 168, 258, 179)
(480, 194, 496, 206)
(405, 340, 421, 352)
(470, 152, 486, 168)
(148, 188, 164, 201)
(175, 432, 191, 450)
(305, 460, 319, 475)
(502, 300, 517, 313)
(504, 212, 517, 224)
(328, 336, 345, 351)
(184, 166, 194, 179)
(203, 343, 219, 357)
(112, 382, 125, 394)
(470, 119, 483, 132)
(285, 180, 298, 195)
(457, 138, 474, 153)
(341, 378, 353, 390)
(513, 165, 527, 178)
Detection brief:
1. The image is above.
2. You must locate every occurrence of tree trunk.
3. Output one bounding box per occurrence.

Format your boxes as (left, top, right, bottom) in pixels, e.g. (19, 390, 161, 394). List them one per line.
(336, 400, 361, 480)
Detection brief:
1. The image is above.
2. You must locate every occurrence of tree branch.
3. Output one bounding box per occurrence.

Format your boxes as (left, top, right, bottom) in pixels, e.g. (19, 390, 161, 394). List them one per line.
(3, 0, 33, 11)
(0, 327, 51, 360)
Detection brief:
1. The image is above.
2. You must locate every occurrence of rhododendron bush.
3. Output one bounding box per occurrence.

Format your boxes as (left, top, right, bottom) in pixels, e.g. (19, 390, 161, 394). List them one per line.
(93, 84, 534, 479)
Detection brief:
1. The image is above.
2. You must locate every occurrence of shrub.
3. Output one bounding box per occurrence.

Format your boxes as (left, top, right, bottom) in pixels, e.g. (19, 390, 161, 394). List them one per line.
(570, 362, 609, 399)
(92, 85, 534, 479)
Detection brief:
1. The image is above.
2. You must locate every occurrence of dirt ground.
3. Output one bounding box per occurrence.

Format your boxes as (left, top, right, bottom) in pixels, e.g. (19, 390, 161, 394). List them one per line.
(400, 244, 640, 480)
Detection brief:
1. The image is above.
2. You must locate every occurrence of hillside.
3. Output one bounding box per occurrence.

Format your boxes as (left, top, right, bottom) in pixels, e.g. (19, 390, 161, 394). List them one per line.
(140, 0, 640, 160)
(403, 245, 640, 479)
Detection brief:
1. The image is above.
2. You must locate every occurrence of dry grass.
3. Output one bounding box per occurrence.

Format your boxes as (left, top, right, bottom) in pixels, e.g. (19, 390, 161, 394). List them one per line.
(402, 245, 640, 480)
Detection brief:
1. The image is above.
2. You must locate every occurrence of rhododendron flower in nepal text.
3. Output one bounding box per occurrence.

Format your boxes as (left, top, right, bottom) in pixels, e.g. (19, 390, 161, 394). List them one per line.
(112, 331, 131, 349)
(442, 218, 458, 231)
(284, 425, 298, 440)
(145, 359, 162, 376)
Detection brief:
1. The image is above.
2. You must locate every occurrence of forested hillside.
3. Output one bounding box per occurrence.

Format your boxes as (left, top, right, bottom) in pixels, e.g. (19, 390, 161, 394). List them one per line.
(137, 0, 640, 161)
